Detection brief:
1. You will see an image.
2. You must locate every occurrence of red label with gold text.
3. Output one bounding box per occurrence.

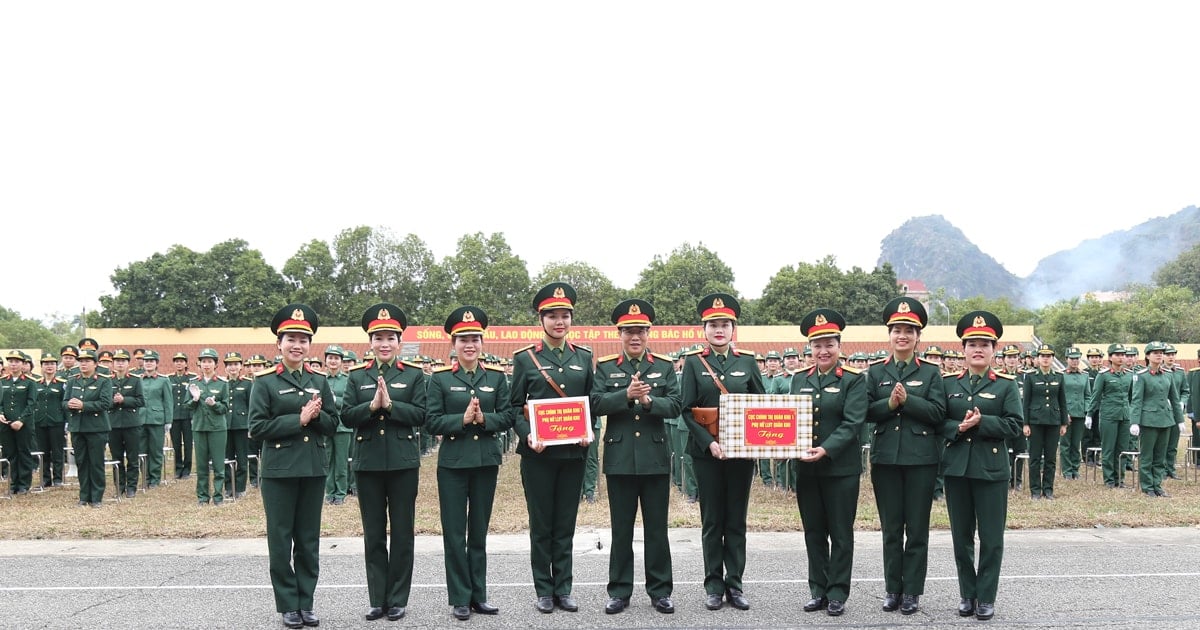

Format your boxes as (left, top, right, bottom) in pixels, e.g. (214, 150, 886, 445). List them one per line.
(743, 407, 798, 446)
(533, 399, 589, 442)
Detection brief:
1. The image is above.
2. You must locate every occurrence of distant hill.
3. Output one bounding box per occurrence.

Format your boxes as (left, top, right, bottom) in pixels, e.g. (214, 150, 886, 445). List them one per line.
(877, 206, 1200, 308)
(1023, 205, 1200, 306)
(877, 215, 1024, 303)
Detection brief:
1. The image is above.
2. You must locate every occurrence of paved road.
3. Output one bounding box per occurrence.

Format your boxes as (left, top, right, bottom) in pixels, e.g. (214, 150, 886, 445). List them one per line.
(3, 526, 1198, 629)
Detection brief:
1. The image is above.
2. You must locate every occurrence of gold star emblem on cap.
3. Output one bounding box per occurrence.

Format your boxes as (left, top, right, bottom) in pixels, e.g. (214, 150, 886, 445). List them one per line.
(378, 308, 391, 320)
(553, 287, 565, 299)
(897, 302, 911, 313)
(462, 310, 476, 323)
(292, 308, 305, 320)
(815, 314, 828, 326)
(713, 297, 726, 309)
(629, 304, 642, 316)
(974, 315, 986, 327)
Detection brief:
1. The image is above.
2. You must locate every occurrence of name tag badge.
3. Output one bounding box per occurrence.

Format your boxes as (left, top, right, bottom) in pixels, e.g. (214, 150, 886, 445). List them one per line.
(209, 389, 221, 394)
(1050, 381, 1060, 386)
(359, 384, 376, 390)
(609, 373, 626, 379)
(731, 371, 746, 376)
(647, 372, 663, 379)
(878, 381, 894, 387)
(569, 365, 584, 371)
(450, 386, 467, 392)
(87, 385, 97, 390)
(799, 388, 815, 394)
(278, 388, 297, 395)
(304, 388, 320, 395)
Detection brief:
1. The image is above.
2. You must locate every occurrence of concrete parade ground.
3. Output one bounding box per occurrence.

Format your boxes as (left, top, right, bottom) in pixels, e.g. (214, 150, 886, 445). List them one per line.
(2, 526, 1198, 630)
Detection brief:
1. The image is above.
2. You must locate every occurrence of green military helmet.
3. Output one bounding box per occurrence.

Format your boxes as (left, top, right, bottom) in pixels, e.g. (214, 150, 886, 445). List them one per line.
(849, 351, 868, 362)
(765, 350, 782, 361)
(1163, 343, 1177, 355)
(802, 346, 812, 357)
(923, 345, 944, 358)
(172, 352, 188, 361)
(223, 351, 243, 364)
(1124, 346, 1138, 357)
(1066, 347, 1082, 359)
(343, 350, 358, 364)
(142, 350, 160, 361)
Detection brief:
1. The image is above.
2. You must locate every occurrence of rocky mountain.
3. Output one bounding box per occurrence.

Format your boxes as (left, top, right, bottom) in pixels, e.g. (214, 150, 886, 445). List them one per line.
(877, 215, 1024, 303)
(878, 206, 1200, 307)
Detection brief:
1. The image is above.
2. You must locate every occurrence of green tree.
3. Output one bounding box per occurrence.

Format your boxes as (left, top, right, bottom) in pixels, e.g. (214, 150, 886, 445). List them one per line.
(282, 239, 339, 319)
(442, 232, 531, 325)
(631, 243, 736, 326)
(1153, 242, 1200, 296)
(205, 240, 290, 326)
(1034, 296, 1126, 354)
(757, 257, 899, 325)
(1120, 284, 1199, 344)
(533, 261, 623, 326)
(0, 306, 69, 352)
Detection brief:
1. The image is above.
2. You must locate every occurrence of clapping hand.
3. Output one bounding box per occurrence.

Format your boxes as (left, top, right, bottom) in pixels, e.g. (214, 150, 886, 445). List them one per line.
(889, 383, 907, 410)
(958, 406, 982, 433)
(627, 373, 651, 405)
(300, 392, 322, 426)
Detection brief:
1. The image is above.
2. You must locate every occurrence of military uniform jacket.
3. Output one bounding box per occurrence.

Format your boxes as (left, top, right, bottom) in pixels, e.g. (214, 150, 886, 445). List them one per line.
(1189, 367, 1200, 418)
(865, 357, 948, 466)
(108, 374, 146, 429)
(426, 364, 513, 469)
(790, 365, 866, 477)
(509, 341, 596, 460)
(1022, 369, 1068, 427)
(30, 377, 69, 429)
(680, 347, 767, 459)
(63, 374, 113, 433)
(228, 376, 253, 430)
(1088, 368, 1131, 422)
(1062, 370, 1091, 418)
(325, 372, 352, 433)
(248, 363, 339, 478)
(341, 360, 425, 472)
(1168, 367, 1190, 414)
(1, 374, 36, 423)
(1129, 368, 1185, 428)
(188, 376, 230, 432)
(138, 374, 175, 426)
(940, 370, 1023, 481)
(169, 372, 198, 420)
(591, 352, 683, 475)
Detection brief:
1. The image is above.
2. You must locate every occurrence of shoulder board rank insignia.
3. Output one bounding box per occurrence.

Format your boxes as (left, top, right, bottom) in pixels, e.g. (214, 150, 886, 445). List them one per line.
(400, 360, 424, 370)
(841, 365, 862, 375)
(598, 354, 620, 363)
(514, 344, 536, 355)
(573, 344, 592, 353)
(1190, 366, 1200, 372)
(217, 375, 228, 382)
(995, 372, 1016, 380)
(484, 364, 504, 372)
(433, 365, 453, 373)
(681, 348, 704, 356)
(734, 348, 757, 357)
(651, 352, 673, 362)
(255, 366, 277, 378)
(347, 362, 371, 372)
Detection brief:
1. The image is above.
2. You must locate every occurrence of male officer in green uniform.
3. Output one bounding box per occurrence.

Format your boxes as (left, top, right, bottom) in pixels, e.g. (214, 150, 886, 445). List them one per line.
(1059, 348, 1092, 479)
(189, 348, 230, 505)
(1, 350, 38, 494)
(1022, 344, 1068, 499)
(32, 352, 69, 487)
(169, 352, 198, 479)
(64, 348, 113, 506)
(1129, 341, 1185, 497)
(509, 282, 596, 614)
(865, 297, 946, 616)
(792, 308, 866, 618)
(223, 352, 253, 499)
(591, 299, 682, 615)
(108, 349, 145, 499)
(1162, 344, 1189, 478)
(321, 345, 352, 505)
(139, 350, 174, 488)
(1082, 348, 1105, 465)
(1089, 344, 1134, 488)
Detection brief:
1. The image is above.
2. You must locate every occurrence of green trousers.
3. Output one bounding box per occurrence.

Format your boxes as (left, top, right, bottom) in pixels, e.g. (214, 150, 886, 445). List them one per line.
(796, 473, 860, 602)
(871, 463, 937, 596)
(72, 431, 107, 504)
(357, 468, 420, 608)
(945, 475, 1008, 603)
(1060, 417, 1085, 476)
(606, 473, 672, 599)
(692, 456, 754, 595)
(1138, 426, 1170, 493)
(261, 475, 325, 613)
(323, 432, 351, 500)
(1026, 425, 1061, 496)
(437, 465, 499, 606)
(140, 424, 165, 486)
(520, 456, 585, 597)
(194, 429, 227, 503)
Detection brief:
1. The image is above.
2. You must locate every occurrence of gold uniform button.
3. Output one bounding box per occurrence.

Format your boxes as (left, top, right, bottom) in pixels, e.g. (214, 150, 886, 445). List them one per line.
(635, 431, 641, 437)
(380, 429, 385, 435)
(921, 431, 927, 435)
(303, 436, 309, 442)
(814, 421, 820, 427)
(815, 394, 821, 400)
(992, 448, 998, 453)
(407, 435, 413, 440)
(967, 437, 972, 442)
(814, 407, 820, 413)
(275, 443, 281, 449)
(449, 436, 456, 441)
(473, 435, 479, 440)
(634, 415, 640, 421)
(470, 390, 475, 395)
(967, 396, 973, 402)
(895, 426, 900, 431)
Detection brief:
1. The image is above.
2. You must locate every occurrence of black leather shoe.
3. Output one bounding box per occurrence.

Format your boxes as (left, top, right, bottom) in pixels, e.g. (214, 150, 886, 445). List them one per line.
(976, 601, 995, 620)
(803, 596, 828, 612)
(705, 593, 723, 610)
(1030, 493, 1041, 500)
(452, 605, 470, 620)
(364, 607, 384, 621)
(900, 594, 919, 615)
(726, 588, 750, 610)
(604, 597, 629, 614)
(555, 595, 578, 612)
(299, 610, 318, 627)
(535, 596, 555, 613)
(1166, 472, 1181, 480)
(1144, 490, 1158, 498)
(1044, 491, 1055, 500)
(1155, 489, 1170, 497)
(958, 598, 976, 617)
(282, 611, 303, 629)
(470, 601, 498, 615)
(826, 599, 845, 616)
(125, 489, 136, 498)
(687, 494, 698, 503)
(386, 607, 405, 621)
(653, 596, 674, 613)
(882, 592, 901, 612)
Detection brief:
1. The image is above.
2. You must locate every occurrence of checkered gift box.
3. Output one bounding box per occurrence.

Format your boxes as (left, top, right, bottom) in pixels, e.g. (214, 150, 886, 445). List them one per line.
(718, 393, 813, 459)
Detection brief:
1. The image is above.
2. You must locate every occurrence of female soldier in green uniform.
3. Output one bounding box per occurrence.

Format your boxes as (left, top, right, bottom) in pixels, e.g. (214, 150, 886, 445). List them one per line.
(680, 293, 765, 612)
(427, 306, 512, 621)
(248, 304, 339, 629)
(341, 303, 426, 622)
(941, 311, 1023, 621)
(509, 283, 595, 614)
(1129, 341, 1185, 497)
(792, 309, 866, 617)
(865, 297, 946, 616)
(63, 348, 113, 506)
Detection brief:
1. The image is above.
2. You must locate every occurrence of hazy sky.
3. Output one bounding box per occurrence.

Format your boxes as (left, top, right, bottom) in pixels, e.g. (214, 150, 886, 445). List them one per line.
(4, 2, 1197, 323)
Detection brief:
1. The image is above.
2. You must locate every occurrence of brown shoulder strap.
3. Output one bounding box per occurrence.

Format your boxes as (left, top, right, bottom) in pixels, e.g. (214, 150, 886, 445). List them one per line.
(526, 348, 568, 398)
(696, 354, 730, 395)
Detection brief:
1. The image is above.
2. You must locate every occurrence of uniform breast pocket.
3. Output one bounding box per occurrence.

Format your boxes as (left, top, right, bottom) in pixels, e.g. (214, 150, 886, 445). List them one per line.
(605, 433, 624, 445)
(651, 433, 666, 444)
(908, 423, 935, 456)
(265, 441, 293, 469)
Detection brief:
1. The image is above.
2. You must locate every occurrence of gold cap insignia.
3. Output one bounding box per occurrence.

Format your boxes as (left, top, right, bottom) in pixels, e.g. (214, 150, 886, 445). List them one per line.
(553, 287, 565, 299)
(713, 297, 726, 309)
(815, 314, 828, 326)
(292, 308, 305, 320)
(462, 310, 476, 323)
(974, 316, 986, 327)
(378, 308, 390, 320)
(897, 302, 911, 314)
(629, 304, 641, 316)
